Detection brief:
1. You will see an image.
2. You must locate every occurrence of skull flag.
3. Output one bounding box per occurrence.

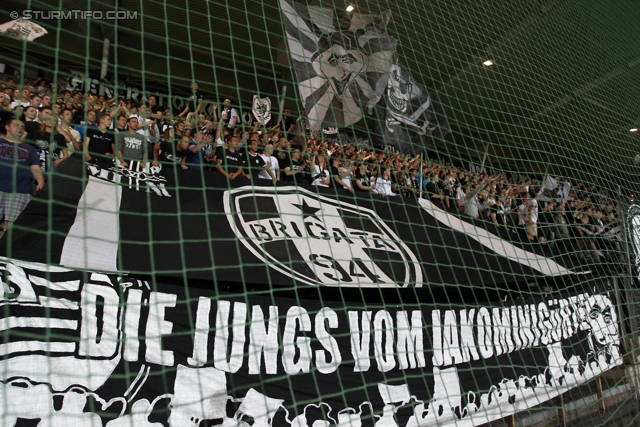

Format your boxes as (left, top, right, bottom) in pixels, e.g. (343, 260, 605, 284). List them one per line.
(375, 63, 450, 155)
(280, 0, 396, 131)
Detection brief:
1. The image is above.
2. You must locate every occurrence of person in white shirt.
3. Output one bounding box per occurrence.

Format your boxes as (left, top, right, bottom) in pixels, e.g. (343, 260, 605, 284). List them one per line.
(259, 144, 280, 181)
(311, 153, 330, 187)
(526, 191, 539, 241)
(373, 168, 397, 197)
(464, 181, 488, 218)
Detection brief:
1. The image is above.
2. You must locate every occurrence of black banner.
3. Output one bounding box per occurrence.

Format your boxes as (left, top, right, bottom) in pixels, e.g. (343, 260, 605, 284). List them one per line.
(1, 155, 590, 295)
(0, 257, 621, 426)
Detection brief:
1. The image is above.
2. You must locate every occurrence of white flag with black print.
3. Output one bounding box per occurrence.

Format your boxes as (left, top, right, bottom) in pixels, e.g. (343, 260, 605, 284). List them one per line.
(252, 95, 272, 126)
(280, 0, 396, 130)
(537, 175, 571, 202)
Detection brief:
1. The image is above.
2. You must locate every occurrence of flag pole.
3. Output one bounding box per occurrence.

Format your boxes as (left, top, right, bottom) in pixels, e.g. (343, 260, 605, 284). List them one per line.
(278, 85, 287, 138)
(419, 153, 424, 199)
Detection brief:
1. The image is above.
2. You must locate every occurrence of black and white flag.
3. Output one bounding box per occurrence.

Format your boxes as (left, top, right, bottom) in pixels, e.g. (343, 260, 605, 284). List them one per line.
(280, 0, 396, 130)
(375, 62, 450, 154)
(537, 175, 571, 202)
(252, 95, 272, 126)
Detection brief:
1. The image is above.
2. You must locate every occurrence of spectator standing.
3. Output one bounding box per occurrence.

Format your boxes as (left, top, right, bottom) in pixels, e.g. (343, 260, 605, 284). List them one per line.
(464, 181, 488, 218)
(74, 109, 97, 141)
(25, 106, 69, 173)
(0, 119, 44, 229)
(153, 134, 190, 170)
(117, 116, 148, 168)
(215, 134, 244, 179)
(57, 108, 82, 152)
(259, 144, 280, 181)
(311, 153, 330, 187)
(221, 98, 239, 129)
(84, 113, 115, 169)
(283, 147, 308, 185)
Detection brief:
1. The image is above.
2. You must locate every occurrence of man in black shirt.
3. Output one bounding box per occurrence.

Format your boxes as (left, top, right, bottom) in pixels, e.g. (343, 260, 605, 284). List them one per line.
(283, 147, 308, 184)
(153, 135, 190, 169)
(25, 106, 68, 172)
(242, 138, 270, 180)
(425, 175, 450, 208)
(354, 163, 376, 192)
(216, 134, 244, 179)
(188, 82, 205, 113)
(281, 108, 296, 135)
(84, 113, 115, 169)
(274, 137, 291, 172)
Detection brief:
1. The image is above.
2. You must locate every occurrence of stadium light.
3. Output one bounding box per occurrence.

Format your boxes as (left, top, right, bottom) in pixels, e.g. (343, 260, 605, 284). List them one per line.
(630, 128, 638, 132)
(346, 4, 355, 12)
(483, 59, 494, 66)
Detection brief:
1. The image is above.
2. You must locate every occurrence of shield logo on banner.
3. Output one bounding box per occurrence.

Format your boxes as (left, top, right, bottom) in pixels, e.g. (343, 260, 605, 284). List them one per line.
(224, 187, 422, 287)
(252, 95, 272, 125)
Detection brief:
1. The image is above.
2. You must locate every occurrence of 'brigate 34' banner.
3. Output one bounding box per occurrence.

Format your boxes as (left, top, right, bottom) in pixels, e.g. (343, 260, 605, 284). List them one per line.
(0, 257, 621, 426)
(3, 156, 589, 291)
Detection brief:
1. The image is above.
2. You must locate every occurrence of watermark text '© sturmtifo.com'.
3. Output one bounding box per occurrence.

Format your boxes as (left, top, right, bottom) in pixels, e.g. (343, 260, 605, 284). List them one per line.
(10, 10, 138, 20)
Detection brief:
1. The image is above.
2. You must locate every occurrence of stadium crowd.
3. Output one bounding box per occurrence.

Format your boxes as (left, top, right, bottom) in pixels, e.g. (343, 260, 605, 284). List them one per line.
(0, 77, 623, 264)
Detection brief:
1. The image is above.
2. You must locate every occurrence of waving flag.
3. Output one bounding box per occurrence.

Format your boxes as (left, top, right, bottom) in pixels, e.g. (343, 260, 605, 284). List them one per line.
(374, 62, 450, 154)
(280, 0, 396, 130)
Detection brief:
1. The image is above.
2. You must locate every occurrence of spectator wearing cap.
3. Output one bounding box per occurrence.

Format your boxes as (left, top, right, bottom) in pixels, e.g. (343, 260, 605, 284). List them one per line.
(0, 119, 44, 229)
(117, 115, 148, 169)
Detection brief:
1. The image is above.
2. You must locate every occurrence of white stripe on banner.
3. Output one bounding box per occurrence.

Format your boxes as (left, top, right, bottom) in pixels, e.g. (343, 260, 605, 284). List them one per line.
(419, 199, 586, 277)
(0, 317, 77, 332)
(0, 341, 76, 357)
(60, 175, 122, 272)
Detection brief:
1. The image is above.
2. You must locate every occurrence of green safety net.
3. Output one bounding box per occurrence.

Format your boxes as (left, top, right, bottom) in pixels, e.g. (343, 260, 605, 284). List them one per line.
(0, 0, 639, 426)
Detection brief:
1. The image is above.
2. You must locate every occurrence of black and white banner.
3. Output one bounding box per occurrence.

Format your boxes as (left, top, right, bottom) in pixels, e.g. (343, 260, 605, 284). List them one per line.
(280, 0, 397, 130)
(0, 257, 622, 426)
(2, 156, 592, 291)
(374, 63, 450, 154)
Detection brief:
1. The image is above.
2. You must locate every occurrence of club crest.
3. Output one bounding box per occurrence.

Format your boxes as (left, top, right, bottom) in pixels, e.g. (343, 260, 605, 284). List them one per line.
(224, 187, 423, 287)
